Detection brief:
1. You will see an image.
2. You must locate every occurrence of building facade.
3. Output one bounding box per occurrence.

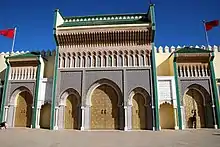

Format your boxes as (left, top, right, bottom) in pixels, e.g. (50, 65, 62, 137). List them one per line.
(0, 4, 220, 131)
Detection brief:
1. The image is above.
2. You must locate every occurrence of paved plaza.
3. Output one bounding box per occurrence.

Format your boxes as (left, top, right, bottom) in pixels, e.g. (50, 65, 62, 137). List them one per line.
(0, 128, 220, 147)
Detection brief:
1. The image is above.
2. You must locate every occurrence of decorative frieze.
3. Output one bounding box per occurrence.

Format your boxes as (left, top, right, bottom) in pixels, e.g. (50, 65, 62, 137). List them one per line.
(58, 49, 150, 68)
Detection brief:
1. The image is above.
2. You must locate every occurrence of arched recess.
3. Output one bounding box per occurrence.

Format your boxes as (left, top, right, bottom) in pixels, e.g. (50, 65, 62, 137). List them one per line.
(11, 87, 33, 128)
(159, 102, 175, 129)
(86, 79, 123, 130)
(59, 88, 81, 129)
(40, 102, 51, 129)
(183, 84, 214, 129)
(128, 87, 152, 130)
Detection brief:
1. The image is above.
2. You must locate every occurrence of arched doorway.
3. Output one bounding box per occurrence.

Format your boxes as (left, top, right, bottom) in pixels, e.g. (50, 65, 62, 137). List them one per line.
(40, 103, 51, 129)
(184, 89, 205, 128)
(14, 91, 33, 127)
(159, 103, 175, 129)
(129, 87, 152, 130)
(91, 84, 119, 130)
(64, 94, 79, 129)
(132, 93, 146, 130)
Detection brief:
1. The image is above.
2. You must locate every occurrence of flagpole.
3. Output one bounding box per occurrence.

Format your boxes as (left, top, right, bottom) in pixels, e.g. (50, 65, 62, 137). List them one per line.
(11, 27, 17, 53)
(202, 20, 210, 50)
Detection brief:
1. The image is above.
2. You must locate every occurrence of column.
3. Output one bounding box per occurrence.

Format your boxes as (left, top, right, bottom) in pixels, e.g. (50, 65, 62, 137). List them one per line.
(36, 108, 41, 128)
(212, 104, 218, 129)
(174, 107, 179, 130)
(187, 65, 190, 77)
(180, 106, 185, 129)
(84, 105, 90, 130)
(111, 55, 114, 66)
(31, 106, 34, 128)
(127, 105, 132, 130)
(4, 106, 9, 122)
(190, 65, 194, 77)
(54, 107, 59, 130)
(179, 65, 183, 77)
(81, 106, 85, 130)
(124, 106, 128, 131)
(70, 55, 73, 68)
(57, 105, 64, 129)
(198, 65, 201, 77)
(194, 65, 198, 77)
(204, 65, 208, 76)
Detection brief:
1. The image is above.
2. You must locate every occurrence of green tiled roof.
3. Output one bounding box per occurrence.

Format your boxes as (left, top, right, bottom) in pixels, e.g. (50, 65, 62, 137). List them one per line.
(58, 13, 150, 27)
(175, 47, 212, 54)
(6, 52, 40, 59)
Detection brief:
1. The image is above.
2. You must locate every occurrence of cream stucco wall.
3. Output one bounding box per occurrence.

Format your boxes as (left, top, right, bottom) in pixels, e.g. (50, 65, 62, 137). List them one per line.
(155, 53, 174, 76)
(0, 54, 7, 80)
(214, 52, 220, 79)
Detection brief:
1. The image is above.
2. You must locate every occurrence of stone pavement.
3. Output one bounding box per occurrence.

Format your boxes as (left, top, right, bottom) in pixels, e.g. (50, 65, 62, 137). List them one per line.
(0, 128, 220, 147)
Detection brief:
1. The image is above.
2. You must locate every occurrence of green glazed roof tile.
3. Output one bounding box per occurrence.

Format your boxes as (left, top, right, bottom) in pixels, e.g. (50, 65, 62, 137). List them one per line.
(175, 47, 212, 54)
(6, 52, 40, 59)
(58, 13, 150, 27)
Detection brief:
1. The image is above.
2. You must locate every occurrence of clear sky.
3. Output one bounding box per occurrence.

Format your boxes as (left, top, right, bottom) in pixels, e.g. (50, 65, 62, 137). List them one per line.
(0, 0, 219, 52)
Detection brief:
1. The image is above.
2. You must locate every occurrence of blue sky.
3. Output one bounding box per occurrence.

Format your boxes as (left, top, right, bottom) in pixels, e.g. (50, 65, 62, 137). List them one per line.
(0, 0, 219, 52)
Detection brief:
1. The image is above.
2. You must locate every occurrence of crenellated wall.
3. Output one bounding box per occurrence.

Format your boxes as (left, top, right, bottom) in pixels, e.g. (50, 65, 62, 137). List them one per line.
(0, 50, 56, 79)
(155, 45, 220, 78)
(0, 45, 220, 80)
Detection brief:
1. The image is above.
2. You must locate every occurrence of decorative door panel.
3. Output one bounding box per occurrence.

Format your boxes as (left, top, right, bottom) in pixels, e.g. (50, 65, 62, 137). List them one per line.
(65, 96, 73, 129)
(192, 90, 205, 128)
(15, 91, 32, 127)
(132, 94, 141, 129)
(132, 93, 146, 130)
(184, 89, 205, 128)
(139, 94, 146, 129)
(64, 95, 78, 129)
(104, 85, 118, 129)
(91, 86, 105, 129)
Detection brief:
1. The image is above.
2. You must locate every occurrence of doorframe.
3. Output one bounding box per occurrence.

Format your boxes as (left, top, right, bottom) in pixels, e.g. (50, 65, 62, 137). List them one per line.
(86, 80, 122, 130)
(182, 87, 206, 129)
(128, 88, 150, 130)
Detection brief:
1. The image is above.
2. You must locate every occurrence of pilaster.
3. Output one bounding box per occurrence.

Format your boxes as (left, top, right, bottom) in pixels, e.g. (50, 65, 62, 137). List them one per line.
(81, 70, 86, 130)
(173, 56, 183, 130)
(50, 47, 59, 130)
(81, 106, 85, 130)
(0, 58, 10, 122)
(54, 106, 59, 130)
(209, 58, 220, 128)
(150, 3, 160, 130)
(32, 56, 41, 128)
(123, 69, 128, 131)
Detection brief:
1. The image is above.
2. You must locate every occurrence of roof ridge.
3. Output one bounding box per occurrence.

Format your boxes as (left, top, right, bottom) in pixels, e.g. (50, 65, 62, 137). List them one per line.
(64, 12, 148, 19)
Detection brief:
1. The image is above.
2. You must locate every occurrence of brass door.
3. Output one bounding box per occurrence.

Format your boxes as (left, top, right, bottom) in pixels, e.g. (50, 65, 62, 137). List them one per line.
(132, 93, 146, 130)
(15, 91, 33, 127)
(40, 103, 51, 129)
(91, 85, 105, 129)
(64, 94, 78, 129)
(184, 89, 205, 128)
(91, 85, 118, 130)
(104, 85, 118, 129)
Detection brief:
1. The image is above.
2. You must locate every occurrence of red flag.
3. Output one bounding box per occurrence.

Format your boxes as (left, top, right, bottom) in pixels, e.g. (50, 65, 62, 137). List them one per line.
(205, 20, 219, 31)
(0, 29, 15, 39)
